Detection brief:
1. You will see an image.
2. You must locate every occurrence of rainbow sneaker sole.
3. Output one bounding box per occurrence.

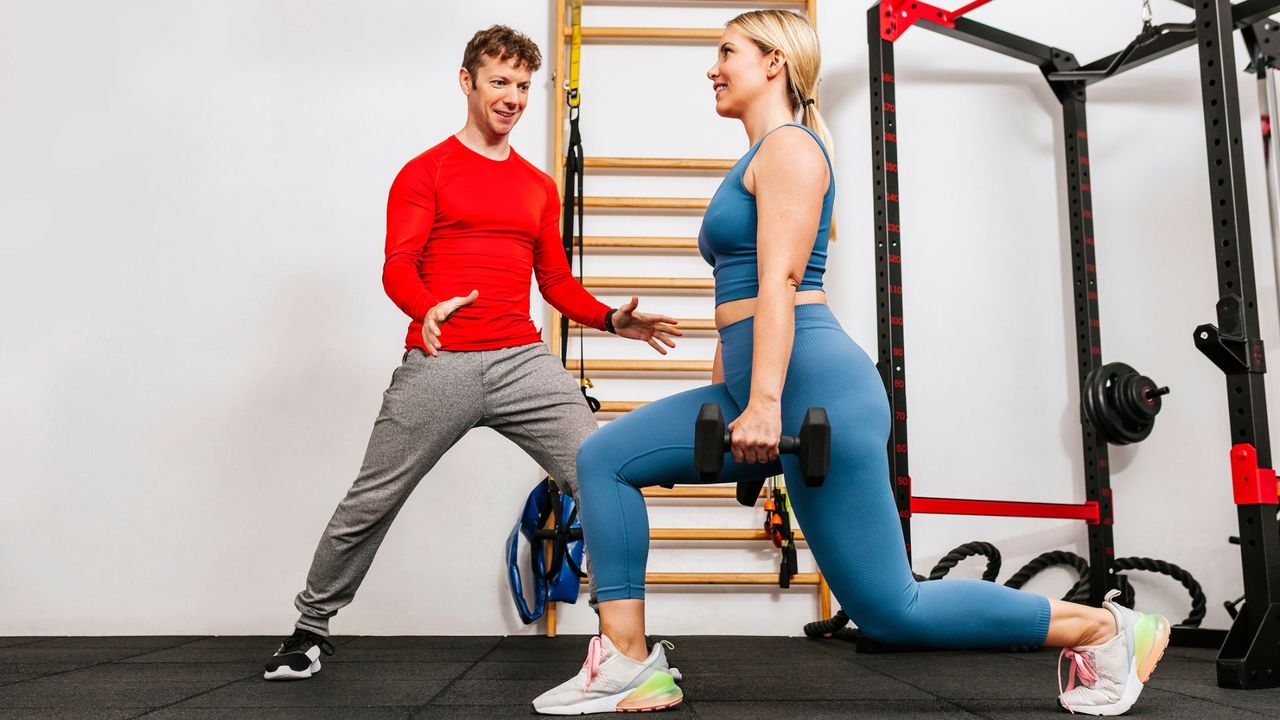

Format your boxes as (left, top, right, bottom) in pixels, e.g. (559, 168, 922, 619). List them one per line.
(614, 670, 683, 712)
(1132, 611, 1171, 684)
(536, 669, 682, 715)
(533, 637, 683, 715)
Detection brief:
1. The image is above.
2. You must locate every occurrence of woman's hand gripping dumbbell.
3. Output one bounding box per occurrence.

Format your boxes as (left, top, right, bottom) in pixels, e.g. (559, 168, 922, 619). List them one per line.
(693, 403, 830, 505)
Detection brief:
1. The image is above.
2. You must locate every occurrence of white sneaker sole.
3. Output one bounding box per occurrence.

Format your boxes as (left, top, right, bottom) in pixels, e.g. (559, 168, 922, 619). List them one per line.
(535, 685, 683, 715)
(263, 658, 320, 680)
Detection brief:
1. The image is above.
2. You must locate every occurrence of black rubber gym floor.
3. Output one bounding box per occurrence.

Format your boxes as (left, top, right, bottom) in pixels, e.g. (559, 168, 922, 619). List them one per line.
(1, 635, 1277, 718)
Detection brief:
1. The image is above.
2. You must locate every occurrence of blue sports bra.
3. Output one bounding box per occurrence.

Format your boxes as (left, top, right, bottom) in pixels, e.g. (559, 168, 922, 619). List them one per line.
(697, 123, 834, 306)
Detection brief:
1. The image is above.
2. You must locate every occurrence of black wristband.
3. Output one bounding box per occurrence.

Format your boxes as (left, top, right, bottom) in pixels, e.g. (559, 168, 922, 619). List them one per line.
(603, 308, 618, 334)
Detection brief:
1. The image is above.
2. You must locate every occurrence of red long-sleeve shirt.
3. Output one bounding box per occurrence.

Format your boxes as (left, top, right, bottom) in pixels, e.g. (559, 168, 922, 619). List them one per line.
(383, 135, 610, 352)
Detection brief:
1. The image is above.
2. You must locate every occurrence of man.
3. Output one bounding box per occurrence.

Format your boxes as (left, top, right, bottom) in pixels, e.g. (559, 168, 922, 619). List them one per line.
(264, 25, 680, 680)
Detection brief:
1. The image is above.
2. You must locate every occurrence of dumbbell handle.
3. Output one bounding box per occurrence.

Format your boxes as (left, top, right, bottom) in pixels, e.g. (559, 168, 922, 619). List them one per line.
(722, 433, 800, 453)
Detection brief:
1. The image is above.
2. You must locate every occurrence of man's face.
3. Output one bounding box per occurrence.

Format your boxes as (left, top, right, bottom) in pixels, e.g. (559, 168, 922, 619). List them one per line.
(460, 55, 532, 137)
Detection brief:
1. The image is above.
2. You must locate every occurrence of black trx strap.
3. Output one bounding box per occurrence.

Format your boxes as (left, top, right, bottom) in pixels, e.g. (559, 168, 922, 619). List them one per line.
(560, 0, 599, 412)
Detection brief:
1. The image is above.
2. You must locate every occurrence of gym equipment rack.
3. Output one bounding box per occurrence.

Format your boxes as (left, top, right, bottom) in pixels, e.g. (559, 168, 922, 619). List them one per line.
(869, 0, 1280, 689)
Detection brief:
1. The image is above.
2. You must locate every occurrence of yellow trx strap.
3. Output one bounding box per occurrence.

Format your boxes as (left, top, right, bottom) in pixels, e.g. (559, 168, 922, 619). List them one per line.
(567, 0, 582, 109)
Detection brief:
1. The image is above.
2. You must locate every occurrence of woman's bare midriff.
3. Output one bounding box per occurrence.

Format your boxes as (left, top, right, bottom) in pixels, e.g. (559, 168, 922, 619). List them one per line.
(714, 290, 827, 329)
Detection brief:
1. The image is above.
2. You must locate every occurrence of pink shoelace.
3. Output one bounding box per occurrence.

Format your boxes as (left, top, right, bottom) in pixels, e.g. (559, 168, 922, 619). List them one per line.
(581, 636, 606, 691)
(1057, 647, 1099, 714)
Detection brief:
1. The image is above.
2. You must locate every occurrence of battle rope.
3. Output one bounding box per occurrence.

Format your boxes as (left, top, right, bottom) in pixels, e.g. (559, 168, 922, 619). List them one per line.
(804, 545, 1206, 638)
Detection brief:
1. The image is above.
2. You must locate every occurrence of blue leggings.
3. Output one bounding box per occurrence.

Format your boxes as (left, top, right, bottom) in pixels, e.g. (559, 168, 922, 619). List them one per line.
(576, 304, 1050, 648)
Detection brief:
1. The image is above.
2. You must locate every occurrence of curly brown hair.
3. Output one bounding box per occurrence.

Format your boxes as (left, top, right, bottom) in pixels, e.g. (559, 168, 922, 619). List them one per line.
(461, 25, 542, 87)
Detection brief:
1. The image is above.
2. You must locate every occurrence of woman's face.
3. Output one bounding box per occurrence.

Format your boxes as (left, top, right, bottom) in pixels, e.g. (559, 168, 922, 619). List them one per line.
(707, 25, 775, 119)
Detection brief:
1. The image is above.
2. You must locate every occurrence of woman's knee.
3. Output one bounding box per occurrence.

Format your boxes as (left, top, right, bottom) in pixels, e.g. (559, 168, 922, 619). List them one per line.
(848, 586, 925, 646)
(576, 430, 622, 491)
(856, 608, 924, 646)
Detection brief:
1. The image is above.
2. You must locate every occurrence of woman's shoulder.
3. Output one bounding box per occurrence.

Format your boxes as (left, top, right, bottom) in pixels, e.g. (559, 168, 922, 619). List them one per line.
(752, 125, 828, 182)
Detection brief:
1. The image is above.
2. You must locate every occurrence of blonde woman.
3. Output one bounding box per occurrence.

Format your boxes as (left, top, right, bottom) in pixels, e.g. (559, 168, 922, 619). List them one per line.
(533, 10, 1169, 716)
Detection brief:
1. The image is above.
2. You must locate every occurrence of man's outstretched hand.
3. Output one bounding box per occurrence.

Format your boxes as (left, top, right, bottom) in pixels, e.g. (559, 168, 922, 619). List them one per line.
(421, 290, 479, 356)
(611, 296, 682, 355)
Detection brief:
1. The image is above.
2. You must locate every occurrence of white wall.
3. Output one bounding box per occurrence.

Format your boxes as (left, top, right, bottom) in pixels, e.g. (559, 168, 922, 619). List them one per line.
(1, 0, 1275, 636)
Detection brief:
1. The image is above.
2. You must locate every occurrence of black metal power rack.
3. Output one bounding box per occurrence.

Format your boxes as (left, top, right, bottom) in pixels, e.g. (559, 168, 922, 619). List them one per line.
(869, 0, 1280, 688)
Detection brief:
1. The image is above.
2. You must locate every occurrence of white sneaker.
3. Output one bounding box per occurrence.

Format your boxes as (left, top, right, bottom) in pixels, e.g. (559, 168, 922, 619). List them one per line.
(533, 635, 683, 715)
(1057, 589, 1171, 715)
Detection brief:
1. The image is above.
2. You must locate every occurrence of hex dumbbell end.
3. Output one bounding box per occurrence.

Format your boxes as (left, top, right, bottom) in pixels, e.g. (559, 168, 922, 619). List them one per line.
(798, 407, 831, 487)
(694, 403, 727, 481)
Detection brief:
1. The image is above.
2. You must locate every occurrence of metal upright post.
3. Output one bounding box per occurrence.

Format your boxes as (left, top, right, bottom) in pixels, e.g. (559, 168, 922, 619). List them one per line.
(868, 4, 913, 560)
(1042, 52, 1119, 608)
(1192, 0, 1280, 690)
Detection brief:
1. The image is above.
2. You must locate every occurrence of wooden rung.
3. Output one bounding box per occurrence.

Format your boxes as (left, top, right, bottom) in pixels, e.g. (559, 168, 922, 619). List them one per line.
(564, 359, 712, 373)
(571, 318, 716, 331)
(581, 276, 714, 290)
(582, 236, 699, 250)
(651, 528, 806, 542)
(649, 572, 819, 585)
(643, 486, 759, 499)
(584, 196, 709, 210)
(597, 400, 647, 413)
(584, 573, 820, 586)
(566, 26, 722, 41)
(585, 157, 735, 171)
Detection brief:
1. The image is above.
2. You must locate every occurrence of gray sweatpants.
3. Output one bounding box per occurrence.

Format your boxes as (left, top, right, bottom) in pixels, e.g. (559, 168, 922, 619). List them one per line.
(293, 342, 599, 635)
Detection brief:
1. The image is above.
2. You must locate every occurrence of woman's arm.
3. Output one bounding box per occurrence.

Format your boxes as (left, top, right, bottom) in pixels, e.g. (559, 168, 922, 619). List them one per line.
(728, 127, 828, 464)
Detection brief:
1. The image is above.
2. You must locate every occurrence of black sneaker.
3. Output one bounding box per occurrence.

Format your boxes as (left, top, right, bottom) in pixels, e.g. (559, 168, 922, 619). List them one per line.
(263, 628, 335, 680)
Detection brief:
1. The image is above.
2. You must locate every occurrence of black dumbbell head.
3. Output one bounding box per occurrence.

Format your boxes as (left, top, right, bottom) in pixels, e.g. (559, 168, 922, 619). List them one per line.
(798, 407, 831, 486)
(694, 403, 727, 480)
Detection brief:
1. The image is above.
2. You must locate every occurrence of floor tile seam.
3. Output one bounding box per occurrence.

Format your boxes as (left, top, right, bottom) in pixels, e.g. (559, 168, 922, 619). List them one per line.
(798, 638, 961, 671)
(0, 639, 44, 649)
(25, 678, 264, 685)
(122, 669, 263, 718)
(0, 664, 95, 688)
(108, 637, 214, 653)
(992, 651, 1058, 672)
(412, 639, 506, 710)
(124, 704, 423, 715)
(667, 699, 963, 706)
(118, 659, 480, 664)
(803, 639, 876, 664)
(1136, 683, 1278, 714)
(947, 697, 1017, 720)
(0, 639, 206, 687)
(325, 659, 487, 662)
(823, 657, 989, 718)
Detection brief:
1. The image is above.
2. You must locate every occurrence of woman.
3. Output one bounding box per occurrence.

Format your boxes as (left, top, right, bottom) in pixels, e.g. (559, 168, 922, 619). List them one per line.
(533, 9, 1168, 717)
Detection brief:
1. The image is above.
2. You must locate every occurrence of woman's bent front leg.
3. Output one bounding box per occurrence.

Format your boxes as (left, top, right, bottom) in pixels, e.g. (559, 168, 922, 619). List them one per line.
(531, 384, 767, 716)
(574, 383, 778, 607)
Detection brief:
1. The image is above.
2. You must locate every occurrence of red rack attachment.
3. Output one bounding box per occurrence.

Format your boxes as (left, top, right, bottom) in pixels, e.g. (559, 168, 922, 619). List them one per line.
(880, 0, 995, 42)
(1230, 443, 1279, 505)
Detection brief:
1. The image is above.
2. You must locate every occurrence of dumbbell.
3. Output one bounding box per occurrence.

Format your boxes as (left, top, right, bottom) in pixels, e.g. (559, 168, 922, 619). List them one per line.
(693, 403, 830, 506)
